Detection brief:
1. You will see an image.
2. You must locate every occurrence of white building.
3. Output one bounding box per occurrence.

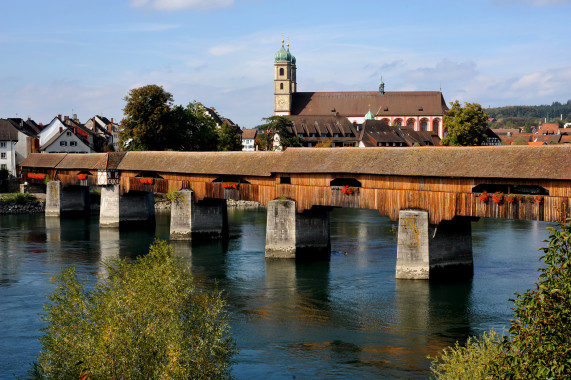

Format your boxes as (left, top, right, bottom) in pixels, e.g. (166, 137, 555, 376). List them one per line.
(241, 128, 257, 151)
(0, 120, 19, 176)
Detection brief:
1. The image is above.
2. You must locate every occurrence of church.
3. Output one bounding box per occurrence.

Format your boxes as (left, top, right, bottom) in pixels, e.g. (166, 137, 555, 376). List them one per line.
(273, 41, 448, 147)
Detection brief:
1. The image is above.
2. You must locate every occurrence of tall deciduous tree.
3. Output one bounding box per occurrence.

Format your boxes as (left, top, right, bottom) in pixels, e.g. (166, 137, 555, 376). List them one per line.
(120, 85, 177, 150)
(29, 240, 236, 379)
(172, 102, 219, 151)
(441, 100, 488, 146)
(217, 122, 242, 151)
(257, 116, 302, 150)
(120, 86, 219, 151)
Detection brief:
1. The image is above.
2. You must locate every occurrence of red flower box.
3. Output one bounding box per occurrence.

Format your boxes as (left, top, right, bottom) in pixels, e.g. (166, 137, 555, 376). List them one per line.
(506, 194, 516, 204)
(341, 185, 359, 195)
(478, 191, 489, 202)
(536, 195, 544, 204)
(77, 174, 87, 180)
(27, 173, 46, 180)
(222, 182, 239, 190)
(139, 178, 154, 185)
(492, 191, 504, 204)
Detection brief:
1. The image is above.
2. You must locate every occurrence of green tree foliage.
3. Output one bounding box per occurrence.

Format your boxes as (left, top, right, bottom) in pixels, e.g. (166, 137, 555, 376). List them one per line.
(119, 85, 176, 151)
(430, 221, 571, 379)
(120, 85, 219, 151)
(429, 331, 503, 379)
(257, 116, 302, 150)
(29, 240, 236, 379)
(171, 102, 219, 151)
(501, 220, 571, 379)
(217, 122, 243, 151)
(441, 100, 488, 146)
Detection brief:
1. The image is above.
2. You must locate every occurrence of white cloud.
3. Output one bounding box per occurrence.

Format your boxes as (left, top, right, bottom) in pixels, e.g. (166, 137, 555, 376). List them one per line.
(129, 0, 234, 11)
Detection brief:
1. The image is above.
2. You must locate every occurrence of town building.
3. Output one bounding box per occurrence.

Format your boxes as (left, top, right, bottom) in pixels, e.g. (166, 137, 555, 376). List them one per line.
(273, 41, 448, 140)
(0, 120, 19, 176)
(241, 128, 257, 151)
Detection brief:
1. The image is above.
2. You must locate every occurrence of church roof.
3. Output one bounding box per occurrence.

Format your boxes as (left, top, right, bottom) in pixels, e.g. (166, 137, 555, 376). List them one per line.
(291, 91, 448, 117)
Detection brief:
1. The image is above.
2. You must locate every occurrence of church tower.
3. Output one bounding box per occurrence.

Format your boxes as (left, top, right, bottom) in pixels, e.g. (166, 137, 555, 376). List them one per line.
(274, 40, 296, 115)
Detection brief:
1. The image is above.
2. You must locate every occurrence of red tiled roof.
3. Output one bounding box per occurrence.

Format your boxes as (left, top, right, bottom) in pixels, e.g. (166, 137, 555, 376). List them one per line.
(291, 91, 448, 117)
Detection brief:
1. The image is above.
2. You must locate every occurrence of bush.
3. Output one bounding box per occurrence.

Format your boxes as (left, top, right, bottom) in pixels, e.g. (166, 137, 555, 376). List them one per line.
(431, 220, 571, 379)
(0, 193, 36, 204)
(429, 331, 503, 379)
(29, 240, 236, 379)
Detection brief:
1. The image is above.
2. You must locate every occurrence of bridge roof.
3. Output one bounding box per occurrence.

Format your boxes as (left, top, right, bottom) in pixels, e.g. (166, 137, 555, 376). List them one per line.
(117, 151, 280, 176)
(20, 146, 571, 180)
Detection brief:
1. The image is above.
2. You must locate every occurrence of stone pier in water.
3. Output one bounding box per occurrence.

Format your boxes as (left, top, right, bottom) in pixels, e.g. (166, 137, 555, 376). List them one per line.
(265, 199, 331, 260)
(99, 184, 155, 228)
(169, 189, 228, 240)
(396, 209, 473, 280)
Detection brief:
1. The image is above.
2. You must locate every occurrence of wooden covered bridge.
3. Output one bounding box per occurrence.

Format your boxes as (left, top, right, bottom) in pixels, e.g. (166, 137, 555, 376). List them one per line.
(21, 146, 571, 279)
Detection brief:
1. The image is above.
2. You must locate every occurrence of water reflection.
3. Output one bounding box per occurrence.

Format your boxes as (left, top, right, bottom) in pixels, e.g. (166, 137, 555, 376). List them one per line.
(0, 209, 554, 379)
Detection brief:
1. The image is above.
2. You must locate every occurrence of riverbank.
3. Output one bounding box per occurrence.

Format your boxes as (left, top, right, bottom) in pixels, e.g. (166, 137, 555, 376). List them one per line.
(0, 194, 261, 215)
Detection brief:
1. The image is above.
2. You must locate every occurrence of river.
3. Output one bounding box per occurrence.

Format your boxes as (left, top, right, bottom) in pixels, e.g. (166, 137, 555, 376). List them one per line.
(0, 208, 551, 379)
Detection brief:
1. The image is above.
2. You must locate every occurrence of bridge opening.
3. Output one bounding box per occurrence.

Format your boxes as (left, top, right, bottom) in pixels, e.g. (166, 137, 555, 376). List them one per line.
(472, 184, 549, 196)
(135, 171, 164, 179)
(212, 176, 251, 184)
(330, 178, 362, 188)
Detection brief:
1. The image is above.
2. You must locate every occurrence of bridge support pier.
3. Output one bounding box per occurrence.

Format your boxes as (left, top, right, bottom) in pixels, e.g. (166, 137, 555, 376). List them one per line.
(170, 189, 228, 240)
(265, 199, 331, 260)
(99, 184, 155, 228)
(45, 181, 89, 217)
(396, 209, 473, 280)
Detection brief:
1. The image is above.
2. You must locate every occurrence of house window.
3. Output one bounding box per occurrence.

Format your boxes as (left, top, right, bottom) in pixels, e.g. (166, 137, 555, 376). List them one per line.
(0, 164, 6, 170)
(70, 141, 77, 147)
(66, 131, 72, 136)
(60, 141, 67, 146)
(0, 153, 6, 159)
(0, 142, 6, 148)
(297, 133, 304, 137)
(280, 177, 291, 184)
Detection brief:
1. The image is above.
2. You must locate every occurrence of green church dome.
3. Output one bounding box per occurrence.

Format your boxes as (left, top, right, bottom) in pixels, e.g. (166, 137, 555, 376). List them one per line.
(275, 40, 292, 63)
(365, 106, 375, 120)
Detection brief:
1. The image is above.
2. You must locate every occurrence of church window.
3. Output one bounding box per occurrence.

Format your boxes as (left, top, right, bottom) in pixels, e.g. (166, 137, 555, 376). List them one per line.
(407, 119, 415, 128)
(420, 119, 428, 131)
(433, 120, 440, 132)
(280, 83, 284, 90)
(279, 68, 284, 76)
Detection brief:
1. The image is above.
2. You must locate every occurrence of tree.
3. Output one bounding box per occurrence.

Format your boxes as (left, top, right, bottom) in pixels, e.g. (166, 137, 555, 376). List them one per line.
(217, 122, 242, 151)
(257, 116, 302, 150)
(501, 220, 571, 378)
(120, 85, 177, 151)
(430, 220, 571, 379)
(29, 240, 236, 379)
(120, 86, 220, 151)
(441, 100, 488, 146)
(172, 102, 219, 151)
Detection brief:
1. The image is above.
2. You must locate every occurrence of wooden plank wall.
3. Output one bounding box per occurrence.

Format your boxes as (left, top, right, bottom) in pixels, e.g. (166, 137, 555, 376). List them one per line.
(114, 170, 571, 224)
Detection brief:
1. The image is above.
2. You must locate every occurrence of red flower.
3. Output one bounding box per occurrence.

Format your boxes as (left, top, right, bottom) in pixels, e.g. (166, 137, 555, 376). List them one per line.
(492, 191, 504, 204)
(478, 191, 489, 202)
(536, 195, 544, 204)
(77, 174, 87, 180)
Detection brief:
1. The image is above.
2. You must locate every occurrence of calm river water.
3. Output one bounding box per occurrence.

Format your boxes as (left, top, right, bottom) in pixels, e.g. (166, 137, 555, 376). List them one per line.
(0, 208, 551, 379)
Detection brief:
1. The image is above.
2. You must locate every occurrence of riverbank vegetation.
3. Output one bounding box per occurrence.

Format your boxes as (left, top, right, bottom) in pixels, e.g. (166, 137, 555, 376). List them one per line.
(29, 239, 236, 379)
(430, 220, 571, 378)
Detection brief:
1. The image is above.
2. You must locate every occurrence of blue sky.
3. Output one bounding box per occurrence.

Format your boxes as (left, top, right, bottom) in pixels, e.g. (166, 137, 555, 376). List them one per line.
(1, 0, 570, 128)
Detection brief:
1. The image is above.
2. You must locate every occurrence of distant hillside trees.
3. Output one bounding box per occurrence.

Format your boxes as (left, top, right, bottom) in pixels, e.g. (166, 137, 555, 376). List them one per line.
(441, 101, 488, 146)
(486, 100, 571, 127)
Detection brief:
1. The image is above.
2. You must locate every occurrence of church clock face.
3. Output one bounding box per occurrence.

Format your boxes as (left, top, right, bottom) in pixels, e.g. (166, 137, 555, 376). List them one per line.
(278, 97, 286, 107)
